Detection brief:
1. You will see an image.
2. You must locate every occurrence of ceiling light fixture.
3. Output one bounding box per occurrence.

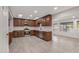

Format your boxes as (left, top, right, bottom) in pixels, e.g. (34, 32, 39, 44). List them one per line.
(18, 14, 23, 18)
(72, 16, 76, 18)
(34, 10, 38, 13)
(54, 7, 58, 10)
(29, 15, 33, 17)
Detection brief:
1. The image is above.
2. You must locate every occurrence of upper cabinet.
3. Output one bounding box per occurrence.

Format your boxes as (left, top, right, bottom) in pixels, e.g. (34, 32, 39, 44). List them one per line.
(13, 14, 52, 27)
(13, 18, 25, 26)
(36, 14, 52, 26)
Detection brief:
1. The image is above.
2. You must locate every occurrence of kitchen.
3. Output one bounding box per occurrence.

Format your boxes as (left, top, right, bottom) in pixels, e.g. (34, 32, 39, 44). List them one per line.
(9, 14, 52, 45)
(1, 6, 79, 53)
(8, 7, 53, 52)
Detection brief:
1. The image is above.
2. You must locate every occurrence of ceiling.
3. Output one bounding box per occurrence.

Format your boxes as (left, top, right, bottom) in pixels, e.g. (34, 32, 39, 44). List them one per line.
(9, 6, 75, 20)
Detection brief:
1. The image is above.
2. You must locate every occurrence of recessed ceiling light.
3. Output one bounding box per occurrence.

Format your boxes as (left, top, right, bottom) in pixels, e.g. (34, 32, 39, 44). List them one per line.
(72, 16, 76, 18)
(18, 14, 23, 18)
(54, 7, 58, 10)
(29, 15, 33, 17)
(34, 10, 38, 13)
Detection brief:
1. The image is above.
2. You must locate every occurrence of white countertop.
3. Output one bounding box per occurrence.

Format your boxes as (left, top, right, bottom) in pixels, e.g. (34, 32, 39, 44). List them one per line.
(13, 26, 52, 32)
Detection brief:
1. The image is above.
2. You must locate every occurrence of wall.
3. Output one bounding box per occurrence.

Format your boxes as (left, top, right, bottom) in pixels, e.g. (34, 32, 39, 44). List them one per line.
(9, 9, 14, 32)
(0, 6, 9, 53)
(53, 7, 79, 20)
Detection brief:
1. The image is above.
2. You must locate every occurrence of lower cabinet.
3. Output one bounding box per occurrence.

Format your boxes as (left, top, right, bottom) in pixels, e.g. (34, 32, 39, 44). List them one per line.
(42, 32, 52, 41)
(38, 31, 52, 41)
(9, 30, 52, 45)
(30, 30, 39, 36)
(30, 30, 36, 36)
(13, 30, 25, 38)
(30, 30, 52, 41)
(11, 30, 52, 41)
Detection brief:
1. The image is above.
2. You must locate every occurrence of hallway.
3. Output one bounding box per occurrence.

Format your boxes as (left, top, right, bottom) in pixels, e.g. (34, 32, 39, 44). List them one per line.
(9, 35, 79, 53)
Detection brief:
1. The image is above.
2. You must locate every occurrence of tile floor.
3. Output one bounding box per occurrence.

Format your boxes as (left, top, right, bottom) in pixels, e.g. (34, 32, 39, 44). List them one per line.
(9, 35, 79, 53)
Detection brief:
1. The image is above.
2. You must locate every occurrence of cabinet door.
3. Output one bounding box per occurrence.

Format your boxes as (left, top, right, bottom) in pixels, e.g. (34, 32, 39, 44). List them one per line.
(13, 18, 25, 26)
(14, 19, 19, 26)
(14, 18, 20, 26)
(13, 31, 25, 37)
(24, 20, 28, 25)
(20, 19, 25, 26)
(43, 32, 52, 41)
(27, 20, 31, 26)
(33, 20, 37, 26)
(45, 16, 52, 26)
(37, 15, 52, 26)
(41, 18, 46, 26)
(35, 19, 41, 26)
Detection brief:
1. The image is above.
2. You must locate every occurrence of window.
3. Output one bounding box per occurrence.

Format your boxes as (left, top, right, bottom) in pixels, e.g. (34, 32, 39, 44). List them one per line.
(77, 21, 79, 31)
(60, 22, 73, 32)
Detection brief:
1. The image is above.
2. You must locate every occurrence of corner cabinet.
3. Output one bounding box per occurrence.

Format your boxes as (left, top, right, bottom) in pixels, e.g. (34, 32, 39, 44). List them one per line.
(36, 14, 52, 26)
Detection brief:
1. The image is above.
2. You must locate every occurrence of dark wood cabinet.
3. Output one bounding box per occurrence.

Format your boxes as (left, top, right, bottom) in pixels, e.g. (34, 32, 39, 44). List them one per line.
(12, 14, 52, 41)
(13, 18, 19, 26)
(24, 19, 29, 26)
(35, 20, 40, 26)
(42, 32, 52, 41)
(40, 18, 46, 26)
(13, 18, 25, 26)
(30, 30, 52, 41)
(13, 30, 25, 37)
(37, 31, 52, 41)
(30, 30, 36, 36)
(45, 15, 52, 26)
(36, 14, 52, 26)
(30, 30, 39, 36)
(28, 20, 36, 26)
(13, 14, 52, 27)
(9, 32, 13, 45)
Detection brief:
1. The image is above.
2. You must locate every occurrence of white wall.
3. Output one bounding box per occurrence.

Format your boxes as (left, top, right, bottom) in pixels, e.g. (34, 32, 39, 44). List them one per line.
(0, 6, 9, 53)
(9, 11, 14, 32)
(53, 7, 79, 20)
